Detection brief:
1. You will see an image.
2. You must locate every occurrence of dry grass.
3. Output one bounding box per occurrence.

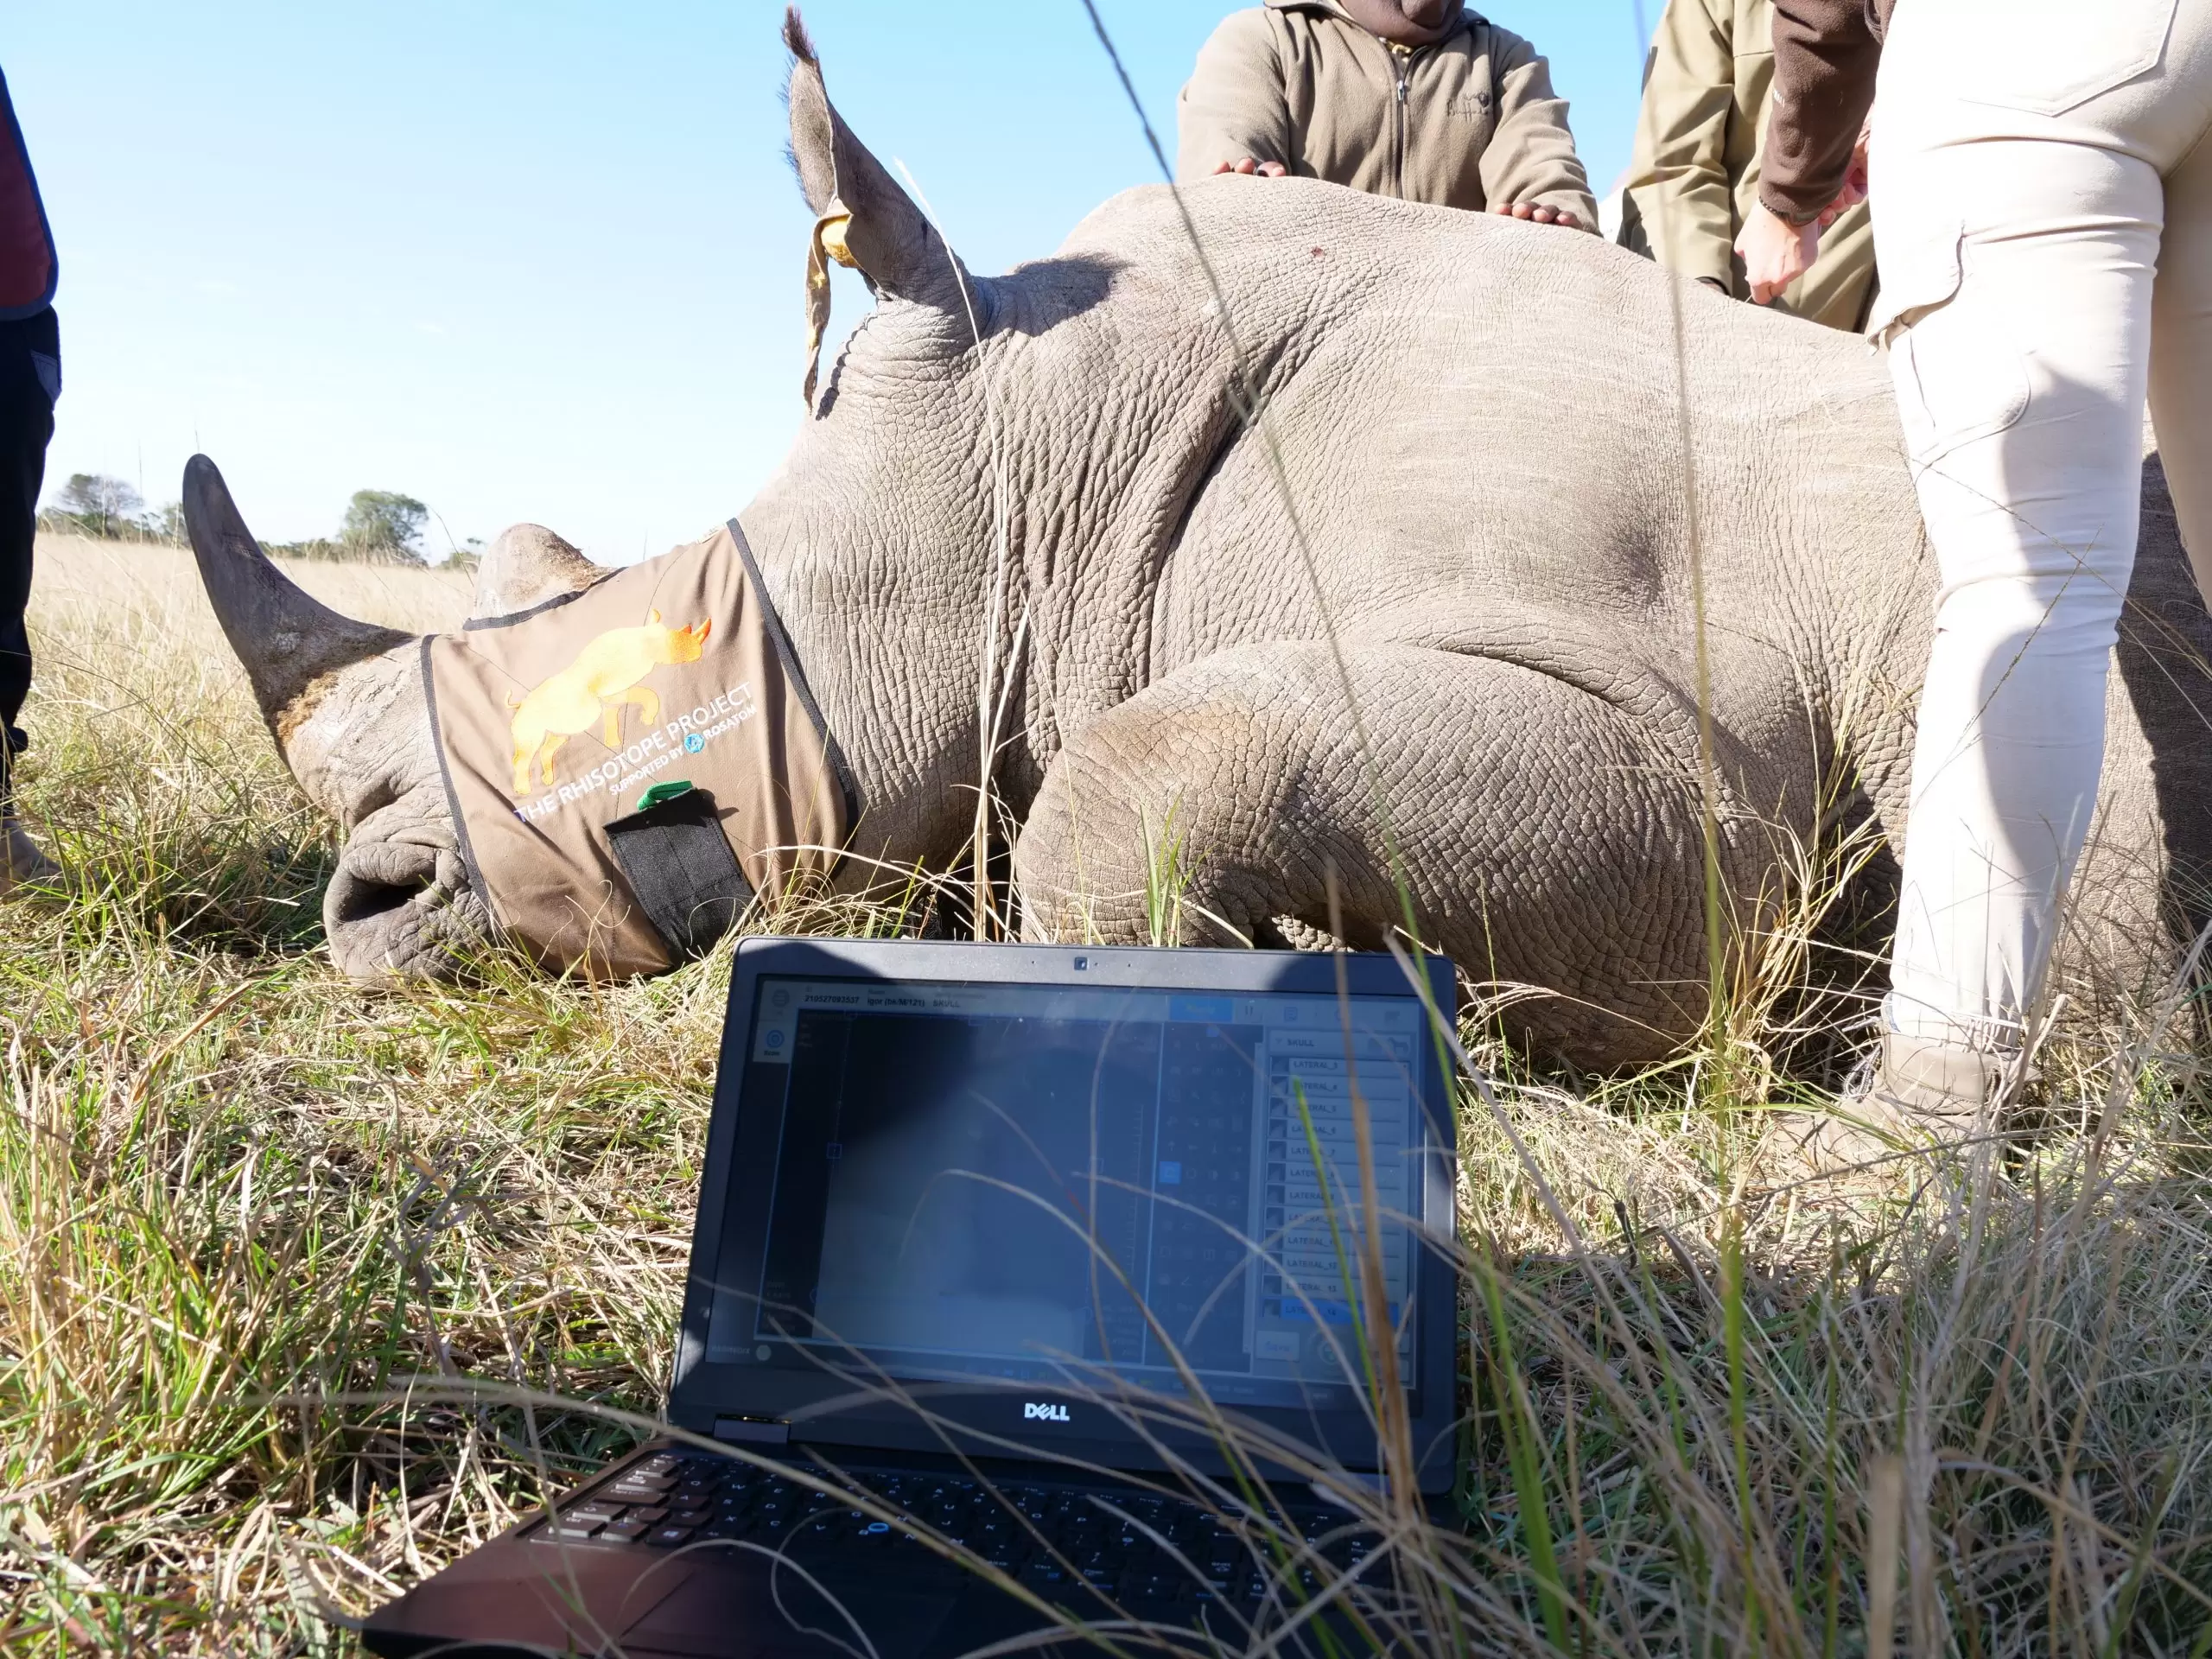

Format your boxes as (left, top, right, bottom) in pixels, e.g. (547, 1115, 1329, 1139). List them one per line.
(3, 535, 2211, 1654)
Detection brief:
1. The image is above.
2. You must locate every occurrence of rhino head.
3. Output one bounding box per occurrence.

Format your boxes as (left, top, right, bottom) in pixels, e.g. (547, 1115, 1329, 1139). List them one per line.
(190, 12, 1016, 980)
(183, 456, 493, 976)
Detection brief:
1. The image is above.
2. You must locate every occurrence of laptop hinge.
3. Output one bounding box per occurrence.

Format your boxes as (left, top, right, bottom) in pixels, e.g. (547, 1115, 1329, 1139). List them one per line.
(714, 1416, 791, 1446)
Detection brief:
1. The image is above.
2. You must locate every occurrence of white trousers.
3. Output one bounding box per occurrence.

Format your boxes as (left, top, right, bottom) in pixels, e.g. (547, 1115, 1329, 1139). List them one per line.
(1870, 0, 2212, 1046)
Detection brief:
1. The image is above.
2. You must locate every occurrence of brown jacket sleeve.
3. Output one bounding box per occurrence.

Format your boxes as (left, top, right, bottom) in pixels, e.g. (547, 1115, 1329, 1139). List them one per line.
(1477, 27, 1600, 226)
(1761, 0, 1880, 225)
(1176, 10, 1295, 182)
(1620, 0, 1736, 286)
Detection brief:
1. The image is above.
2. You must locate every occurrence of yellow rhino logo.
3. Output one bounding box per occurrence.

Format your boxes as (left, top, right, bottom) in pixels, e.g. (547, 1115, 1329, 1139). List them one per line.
(509, 608, 712, 796)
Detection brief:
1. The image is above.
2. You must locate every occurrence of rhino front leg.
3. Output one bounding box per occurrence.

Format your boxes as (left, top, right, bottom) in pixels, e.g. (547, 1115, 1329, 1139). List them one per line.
(1015, 642, 1764, 1067)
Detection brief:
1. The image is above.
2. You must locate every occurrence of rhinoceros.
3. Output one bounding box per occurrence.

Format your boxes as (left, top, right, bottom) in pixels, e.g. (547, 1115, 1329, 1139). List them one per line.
(181, 22, 2212, 1069)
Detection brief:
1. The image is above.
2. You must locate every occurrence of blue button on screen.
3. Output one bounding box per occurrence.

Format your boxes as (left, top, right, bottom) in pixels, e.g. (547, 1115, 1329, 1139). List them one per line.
(1168, 996, 1234, 1023)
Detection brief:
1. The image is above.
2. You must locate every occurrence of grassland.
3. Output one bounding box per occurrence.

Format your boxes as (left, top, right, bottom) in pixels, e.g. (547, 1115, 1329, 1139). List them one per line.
(3, 536, 2210, 1654)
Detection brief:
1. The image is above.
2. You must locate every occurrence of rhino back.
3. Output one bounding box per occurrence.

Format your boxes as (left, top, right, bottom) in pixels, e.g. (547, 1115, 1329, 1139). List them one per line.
(1032, 181, 1930, 825)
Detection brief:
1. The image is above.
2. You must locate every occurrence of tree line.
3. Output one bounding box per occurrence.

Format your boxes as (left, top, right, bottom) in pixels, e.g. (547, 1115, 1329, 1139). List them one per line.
(38, 474, 464, 567)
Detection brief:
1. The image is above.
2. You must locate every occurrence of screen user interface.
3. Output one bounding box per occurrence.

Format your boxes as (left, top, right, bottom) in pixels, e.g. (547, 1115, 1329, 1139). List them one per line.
(707, 976, 1432, 1411)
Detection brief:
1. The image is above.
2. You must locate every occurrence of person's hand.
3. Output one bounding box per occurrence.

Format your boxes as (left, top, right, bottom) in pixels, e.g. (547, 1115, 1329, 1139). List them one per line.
(1736, 204, 1819, 304)
(1492, 200, 1586, 232)
(1212, 157, 1288, 178)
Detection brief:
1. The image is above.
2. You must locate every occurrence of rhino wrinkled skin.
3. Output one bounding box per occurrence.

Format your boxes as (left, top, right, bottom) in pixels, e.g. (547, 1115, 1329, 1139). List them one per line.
(188, 38, 2212, 1068)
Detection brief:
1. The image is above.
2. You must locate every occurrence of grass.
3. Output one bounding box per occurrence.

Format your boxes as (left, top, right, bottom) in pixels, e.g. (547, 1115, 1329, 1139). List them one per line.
(4, 534, 2211, 1654)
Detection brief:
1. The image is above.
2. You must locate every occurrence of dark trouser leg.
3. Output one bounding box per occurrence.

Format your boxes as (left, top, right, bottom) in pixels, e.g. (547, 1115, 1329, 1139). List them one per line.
(0, 306, 58, 811)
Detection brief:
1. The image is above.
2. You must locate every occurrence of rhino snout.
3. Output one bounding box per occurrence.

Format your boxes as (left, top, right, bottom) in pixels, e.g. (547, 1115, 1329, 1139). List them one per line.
(323, 809, 489, 982)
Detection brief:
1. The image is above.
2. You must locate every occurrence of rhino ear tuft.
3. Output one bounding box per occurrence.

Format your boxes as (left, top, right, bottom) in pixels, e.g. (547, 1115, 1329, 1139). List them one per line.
(468, 524, 604, 622)
(783, 8, 967, 313)
(785, 9, 837, 219)
(781, 5, 817, 65)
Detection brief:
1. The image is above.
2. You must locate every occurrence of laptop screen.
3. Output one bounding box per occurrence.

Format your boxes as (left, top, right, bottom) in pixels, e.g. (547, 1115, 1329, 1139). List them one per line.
(703, 975, 1432, 1414)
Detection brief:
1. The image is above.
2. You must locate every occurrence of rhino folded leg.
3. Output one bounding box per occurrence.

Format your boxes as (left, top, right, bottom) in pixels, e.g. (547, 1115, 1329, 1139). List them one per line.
(1014, 641, 1766, 1067)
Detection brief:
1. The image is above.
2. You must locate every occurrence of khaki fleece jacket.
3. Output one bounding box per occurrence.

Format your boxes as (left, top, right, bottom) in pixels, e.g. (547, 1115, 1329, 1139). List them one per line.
(1762, 0, 1894, 223)
(1175, 0, 1599, 224)
(1619, 0, 1876, 330)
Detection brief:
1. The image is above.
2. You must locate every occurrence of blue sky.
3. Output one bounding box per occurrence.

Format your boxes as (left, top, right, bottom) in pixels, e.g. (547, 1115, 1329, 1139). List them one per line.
(5, 2, 1652, 562)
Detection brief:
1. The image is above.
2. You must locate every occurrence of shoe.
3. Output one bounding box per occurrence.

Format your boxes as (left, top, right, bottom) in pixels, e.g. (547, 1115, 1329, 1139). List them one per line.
(1765, 1031, 2011, 1179)
(0, 816, 60, 899)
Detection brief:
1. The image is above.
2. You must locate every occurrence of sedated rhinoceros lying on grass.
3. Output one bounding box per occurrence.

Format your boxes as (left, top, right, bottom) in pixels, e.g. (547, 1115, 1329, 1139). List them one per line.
(183, 20, 2212, 1069)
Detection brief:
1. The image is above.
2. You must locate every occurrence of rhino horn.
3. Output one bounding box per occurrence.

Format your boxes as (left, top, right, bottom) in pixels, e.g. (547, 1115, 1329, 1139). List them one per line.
(468, 523, 604, 621)
(183, 454, 410, 753)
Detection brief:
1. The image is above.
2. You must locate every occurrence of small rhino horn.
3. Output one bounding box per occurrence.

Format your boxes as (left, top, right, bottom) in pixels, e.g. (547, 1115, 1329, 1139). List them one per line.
(183, 454, 409, 739)
(468, 524, 604, 621)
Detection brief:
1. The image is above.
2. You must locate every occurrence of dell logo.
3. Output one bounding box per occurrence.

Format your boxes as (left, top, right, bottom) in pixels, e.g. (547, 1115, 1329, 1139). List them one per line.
(1023, 1402, 1071, 1423)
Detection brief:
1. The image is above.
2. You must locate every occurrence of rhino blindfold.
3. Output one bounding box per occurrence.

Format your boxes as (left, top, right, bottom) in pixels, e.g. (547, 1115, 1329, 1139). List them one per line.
(424, 520, 854, 976)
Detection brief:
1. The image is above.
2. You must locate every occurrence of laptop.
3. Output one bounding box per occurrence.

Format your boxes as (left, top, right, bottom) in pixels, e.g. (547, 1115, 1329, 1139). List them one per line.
(364, 937, 1463, 1658)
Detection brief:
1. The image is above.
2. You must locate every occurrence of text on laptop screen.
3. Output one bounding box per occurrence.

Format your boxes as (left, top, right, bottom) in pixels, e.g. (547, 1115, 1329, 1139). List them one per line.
(706, 976, 1430, 1412)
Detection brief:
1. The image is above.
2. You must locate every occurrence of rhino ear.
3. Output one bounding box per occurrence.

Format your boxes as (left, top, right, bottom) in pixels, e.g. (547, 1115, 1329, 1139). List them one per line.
(784, 7, 967, 312)
(468, 524, 603, 621)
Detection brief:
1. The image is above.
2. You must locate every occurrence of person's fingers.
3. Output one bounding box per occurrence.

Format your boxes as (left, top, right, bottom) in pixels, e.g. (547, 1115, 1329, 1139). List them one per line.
(1259, 161, 1287, 177)
(1530, 206, 1557, 224)
(1212, 160, 1235, 175)
(1736, 206, 1817, 303)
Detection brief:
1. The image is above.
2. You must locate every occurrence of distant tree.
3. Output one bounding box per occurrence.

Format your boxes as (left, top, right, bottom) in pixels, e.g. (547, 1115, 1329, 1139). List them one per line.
(340, 490, 429, 563)
(51, 473, 143, 536)
(143, 501, 187, 543)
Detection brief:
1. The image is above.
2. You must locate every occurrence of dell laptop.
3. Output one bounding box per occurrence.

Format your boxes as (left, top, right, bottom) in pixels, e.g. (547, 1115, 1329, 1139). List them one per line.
(364, 937, 1463, 1658)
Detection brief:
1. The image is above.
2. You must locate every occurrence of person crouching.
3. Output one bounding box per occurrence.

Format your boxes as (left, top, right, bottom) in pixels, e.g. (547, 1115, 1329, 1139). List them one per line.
(1176, 0, 1599, 232)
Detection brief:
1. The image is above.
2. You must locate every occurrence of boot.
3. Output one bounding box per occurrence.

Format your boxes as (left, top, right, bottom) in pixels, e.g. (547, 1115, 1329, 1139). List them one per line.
(0, 815, 59, 899)
(1767, 1030, 2011, 1179)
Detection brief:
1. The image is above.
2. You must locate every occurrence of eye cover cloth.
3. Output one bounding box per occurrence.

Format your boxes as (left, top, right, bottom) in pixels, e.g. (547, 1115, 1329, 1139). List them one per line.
(425, 518, 853, 976)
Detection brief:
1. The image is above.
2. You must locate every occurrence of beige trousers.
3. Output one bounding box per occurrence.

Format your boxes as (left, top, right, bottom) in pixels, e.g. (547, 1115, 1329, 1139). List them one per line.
(1870, 0, 2212, 1046)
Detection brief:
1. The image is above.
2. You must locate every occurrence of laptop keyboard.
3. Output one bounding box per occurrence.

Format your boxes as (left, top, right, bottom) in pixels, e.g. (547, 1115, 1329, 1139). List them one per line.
(527, 1447, 1376, 1613)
